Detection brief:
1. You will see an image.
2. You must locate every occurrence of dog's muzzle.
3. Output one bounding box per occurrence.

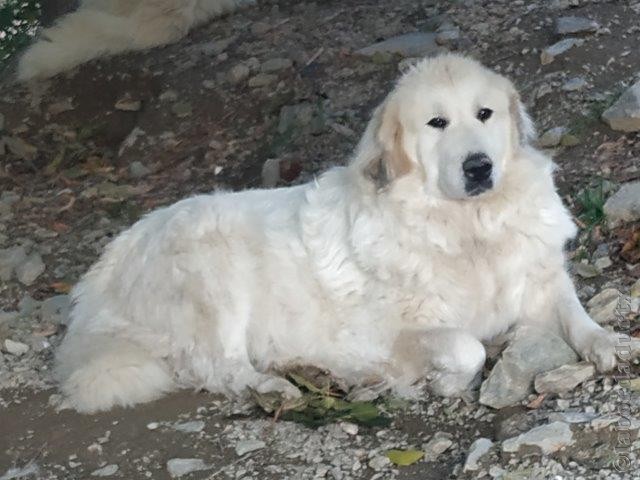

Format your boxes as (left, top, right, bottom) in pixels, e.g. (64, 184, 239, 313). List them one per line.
(463, 153, 493, 196)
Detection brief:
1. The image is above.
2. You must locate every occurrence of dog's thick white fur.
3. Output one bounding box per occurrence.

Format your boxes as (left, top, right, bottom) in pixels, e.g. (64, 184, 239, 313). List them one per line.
(17, 0, 253, 81)
(57, 55, 624, 413)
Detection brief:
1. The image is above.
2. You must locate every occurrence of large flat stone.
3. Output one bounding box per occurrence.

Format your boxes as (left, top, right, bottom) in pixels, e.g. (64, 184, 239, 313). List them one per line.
(479, 326, 578, 409)
(602, 82, 640, 132)
(356, 32, 442, 58)
(603, 181, 640, 226)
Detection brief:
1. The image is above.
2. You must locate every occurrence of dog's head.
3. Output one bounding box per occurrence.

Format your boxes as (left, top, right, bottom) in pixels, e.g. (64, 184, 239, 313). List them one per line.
(358, 54, 534, 200)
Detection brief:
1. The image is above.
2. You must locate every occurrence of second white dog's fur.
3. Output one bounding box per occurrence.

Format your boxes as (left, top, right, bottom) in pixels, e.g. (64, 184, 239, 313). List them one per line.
(18, 0, 253, 81)
(57, 55, 626, 413)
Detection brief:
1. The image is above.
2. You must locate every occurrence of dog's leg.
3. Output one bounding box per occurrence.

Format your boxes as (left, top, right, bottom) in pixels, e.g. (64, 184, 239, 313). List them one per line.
(393, 328, 486, 397)
(203, 361, 302, 400)
(543, 272, 639, 372)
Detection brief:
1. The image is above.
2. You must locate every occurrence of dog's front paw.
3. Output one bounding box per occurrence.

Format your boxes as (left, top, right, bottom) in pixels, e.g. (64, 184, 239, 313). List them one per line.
(580, 330, 618, 372)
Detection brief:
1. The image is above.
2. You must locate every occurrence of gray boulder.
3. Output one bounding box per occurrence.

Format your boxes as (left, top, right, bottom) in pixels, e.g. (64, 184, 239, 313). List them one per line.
(555, 16, 599, 35)
(534, 362, 595, 393)
(479, 326, 578, 409)
(356, 32, 442, 58)
(502, 421, 574, 454)
(602, 81, 640, 132)
(603, 181, 640, 226)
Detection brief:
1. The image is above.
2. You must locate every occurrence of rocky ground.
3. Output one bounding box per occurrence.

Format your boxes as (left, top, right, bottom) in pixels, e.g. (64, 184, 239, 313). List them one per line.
(1, 0, 640, 478)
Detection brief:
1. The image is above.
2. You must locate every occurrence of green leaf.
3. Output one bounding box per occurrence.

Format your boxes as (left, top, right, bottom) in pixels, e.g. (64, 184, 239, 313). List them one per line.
(386, 449, 424, 466)
(288, 373, 324, 393)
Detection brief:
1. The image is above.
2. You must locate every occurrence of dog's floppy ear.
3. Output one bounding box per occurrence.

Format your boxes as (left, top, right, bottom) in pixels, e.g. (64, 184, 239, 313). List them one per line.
(362, 99, 413, 189)
(509, 90, 535, 147)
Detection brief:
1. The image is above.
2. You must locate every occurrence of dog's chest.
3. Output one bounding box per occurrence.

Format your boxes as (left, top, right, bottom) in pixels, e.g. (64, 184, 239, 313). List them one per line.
(392, 216, 559, 338)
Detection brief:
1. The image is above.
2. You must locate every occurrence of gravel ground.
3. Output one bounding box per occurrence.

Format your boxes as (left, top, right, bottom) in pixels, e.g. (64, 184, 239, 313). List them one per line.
(1, 0, 640, 478)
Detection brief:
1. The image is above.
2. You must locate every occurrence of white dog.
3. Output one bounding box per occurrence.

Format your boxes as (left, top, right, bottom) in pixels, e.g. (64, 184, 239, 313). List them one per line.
(57, 54, 623, 413)
(17, 0, 253, 81)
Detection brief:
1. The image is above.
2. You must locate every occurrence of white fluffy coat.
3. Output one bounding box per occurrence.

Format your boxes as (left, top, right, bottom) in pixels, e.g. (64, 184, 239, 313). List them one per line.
(57, 55, 624, 412)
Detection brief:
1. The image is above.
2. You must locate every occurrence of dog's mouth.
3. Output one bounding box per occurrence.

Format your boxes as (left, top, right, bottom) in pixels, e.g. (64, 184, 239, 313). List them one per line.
(465, 178, 494, 197)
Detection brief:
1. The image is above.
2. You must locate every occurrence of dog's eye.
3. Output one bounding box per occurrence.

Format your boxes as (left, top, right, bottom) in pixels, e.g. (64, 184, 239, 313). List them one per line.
(477, 108, 493, 122)
(427, 117, 448, 129)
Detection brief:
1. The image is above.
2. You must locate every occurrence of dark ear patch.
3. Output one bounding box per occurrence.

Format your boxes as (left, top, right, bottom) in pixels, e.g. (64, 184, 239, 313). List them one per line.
(364, 155, 391, 190)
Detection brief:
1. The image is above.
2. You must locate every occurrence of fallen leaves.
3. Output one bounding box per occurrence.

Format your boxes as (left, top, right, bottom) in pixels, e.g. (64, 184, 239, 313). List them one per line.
(385, 449, 424, 466)
(619, 226, 640, 264)
(251, 366, 392, 429)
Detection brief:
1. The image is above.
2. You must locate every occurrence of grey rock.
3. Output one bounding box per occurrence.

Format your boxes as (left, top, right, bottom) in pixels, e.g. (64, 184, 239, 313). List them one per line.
(228, 64, 250, 84)
(496, 412, 540, 441)
(547, 411, 598, 424)
(603, 181, 640, 225)
(91, 464, 118, 477)
(171, 102, 192, 118)
(368, 455, 391, 471)
(0, 310, 18, 324)
(248, 73, 278, 88)
(463, 438, 493, 472)
(631, 278, 640, 298)
(3, 339, 30, 356)
(199, 37, 234, 56)
(1, 191, 20, 208)
(0, 245, 27, 281)
(591, 414, 640, 430)
(172, 420, 205, 433)
(587, 288, 621, 324)
(245, 57, 260, 73)
(538, 127, 568, 148)
(556, 16, 599, 35)
(593, 256, 612, 270)
(423, 432, 453, 461)
(356, 32, 442, 58)
(278, 103, 324, 135)
(261, 58, 293, 73)
(435, 28, 460, 45)
(574, 262, 599, 279)
(129, 161, 151, 178)
(562, 76, 587, 91)
(0, 112, 4, 131)
(479, 326, 578, 409)
(40, 295, 71, 325)
(262, 158, 281, 188)
(166, 458, 211, 478)
(251, 21, 271, 35)
(16, 252, 45, 286)
(602, 82, 640, 132)
(114, 98, 142, 112)
(158, 90, 178, 102)
(19, 295, 41, 317)
(235, 439, 266, 456)
(534, 362, 595, 393)
(3, 136, 38, 161)
(540, 38, 584, 65)
(338, 422, 359, 436)
(502, 421, 574, 454)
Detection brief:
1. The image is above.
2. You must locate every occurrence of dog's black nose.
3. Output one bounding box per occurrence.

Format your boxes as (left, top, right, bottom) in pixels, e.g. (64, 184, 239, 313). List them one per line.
(463, 153, 493, 183)
(463, 153, 493, 196)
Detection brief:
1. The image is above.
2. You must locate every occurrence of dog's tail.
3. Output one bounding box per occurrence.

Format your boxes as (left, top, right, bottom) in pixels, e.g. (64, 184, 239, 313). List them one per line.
(17, 8, 142, 81)
(55, 332, 175, 413)
(17, 0, 253, 81)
